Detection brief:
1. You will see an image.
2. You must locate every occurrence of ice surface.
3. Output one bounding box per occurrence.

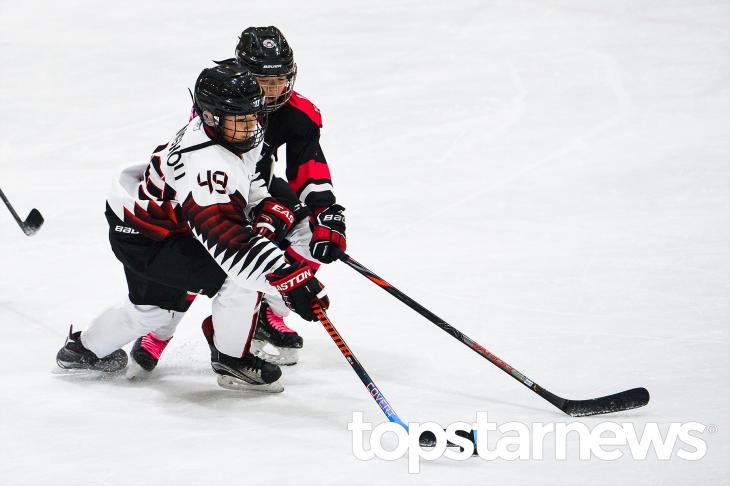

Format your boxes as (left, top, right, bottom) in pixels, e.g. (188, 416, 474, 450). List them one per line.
(0, 1, 728, 484)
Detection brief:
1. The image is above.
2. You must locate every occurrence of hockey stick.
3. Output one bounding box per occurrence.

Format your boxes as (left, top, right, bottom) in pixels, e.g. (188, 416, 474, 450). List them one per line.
(332, 251, 649, 417)
(0, 187, 44, 236)
(312, 303, 477, 451)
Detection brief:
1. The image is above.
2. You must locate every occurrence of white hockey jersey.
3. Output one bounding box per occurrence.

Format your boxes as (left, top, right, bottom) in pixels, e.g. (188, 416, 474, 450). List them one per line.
(107, 117, 287, 292)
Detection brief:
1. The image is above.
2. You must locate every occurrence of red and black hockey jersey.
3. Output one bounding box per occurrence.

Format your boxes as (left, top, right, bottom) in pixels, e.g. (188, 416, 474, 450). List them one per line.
(257, 91, 337, 210)
(107, 117, 287, 292)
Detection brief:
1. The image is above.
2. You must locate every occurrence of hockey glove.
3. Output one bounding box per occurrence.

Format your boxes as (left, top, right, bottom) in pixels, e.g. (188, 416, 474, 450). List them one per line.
(253, 198, 295, 245)
(266, 262, 329, 321)
(309, 204, 346, 263)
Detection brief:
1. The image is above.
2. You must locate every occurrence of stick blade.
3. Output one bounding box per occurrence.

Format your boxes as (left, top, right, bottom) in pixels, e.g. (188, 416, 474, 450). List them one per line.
(562, 387, 650, 417)
(22, 208, 44, 236)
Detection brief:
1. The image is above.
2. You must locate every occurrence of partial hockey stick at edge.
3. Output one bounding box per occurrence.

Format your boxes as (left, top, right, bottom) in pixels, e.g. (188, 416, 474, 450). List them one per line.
(0, 187, 44, 236)
(331, 249, 650, 417)
(311, 303, 479, 454)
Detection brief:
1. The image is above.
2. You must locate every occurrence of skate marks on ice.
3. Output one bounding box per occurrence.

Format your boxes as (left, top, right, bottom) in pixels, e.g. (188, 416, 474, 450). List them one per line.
(0, 300, 64, 338)
(48, 361, 283, 407)
(374, 49, 632, 242)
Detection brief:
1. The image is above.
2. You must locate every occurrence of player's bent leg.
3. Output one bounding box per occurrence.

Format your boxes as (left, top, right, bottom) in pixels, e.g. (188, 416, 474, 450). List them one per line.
(207, 279, 283, 392)
(116, 232, 224, 377)
(56, 300, 145, 372)
(59, 297, 179, 373)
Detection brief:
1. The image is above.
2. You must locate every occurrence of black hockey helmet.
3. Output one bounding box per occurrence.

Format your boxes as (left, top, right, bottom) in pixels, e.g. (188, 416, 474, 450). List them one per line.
(193, 63, 267, 153)
(235, 26, 297, 112)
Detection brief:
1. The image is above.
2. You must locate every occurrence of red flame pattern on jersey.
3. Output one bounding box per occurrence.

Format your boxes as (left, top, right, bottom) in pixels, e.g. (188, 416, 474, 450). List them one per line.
(181, 193, 284, 281)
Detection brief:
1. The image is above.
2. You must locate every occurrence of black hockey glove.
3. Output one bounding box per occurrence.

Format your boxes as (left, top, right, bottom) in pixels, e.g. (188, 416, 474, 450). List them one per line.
(266, 262, 329, 321)
(253, 198, 295, 245)
(309, 204, 346, 263)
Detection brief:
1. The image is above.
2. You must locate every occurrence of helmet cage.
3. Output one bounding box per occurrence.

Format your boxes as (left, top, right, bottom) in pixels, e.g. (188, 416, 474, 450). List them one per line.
(254, 64, 297, 112)
(193, 65, 268, 153)
(235, 26, 296, 112)
(203, 111, 268, 153)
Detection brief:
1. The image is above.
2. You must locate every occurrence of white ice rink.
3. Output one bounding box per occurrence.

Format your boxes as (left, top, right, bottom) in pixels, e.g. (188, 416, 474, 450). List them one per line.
(0, 1, 728, 484)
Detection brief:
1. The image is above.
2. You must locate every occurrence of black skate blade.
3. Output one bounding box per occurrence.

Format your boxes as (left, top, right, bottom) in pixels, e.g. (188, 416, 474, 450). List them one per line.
(216, 375, 284, 393)
(51, 365, 127, 379)
(419, 429, 479, 456)
(51, 366, 92, 375)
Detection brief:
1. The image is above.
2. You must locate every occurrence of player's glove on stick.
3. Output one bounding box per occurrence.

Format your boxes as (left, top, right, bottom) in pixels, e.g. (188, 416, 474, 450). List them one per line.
(266, 262, 329, 321)
(309, 204, 346, 263)
(253, 198, 295, 245)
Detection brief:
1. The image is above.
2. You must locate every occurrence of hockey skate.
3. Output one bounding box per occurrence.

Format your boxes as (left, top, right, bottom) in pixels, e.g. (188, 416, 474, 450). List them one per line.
(250, 301, 303, 366)
(126, 334, 171, 380)
(202, 316, 284, 393)
(56, 326, 128, 373)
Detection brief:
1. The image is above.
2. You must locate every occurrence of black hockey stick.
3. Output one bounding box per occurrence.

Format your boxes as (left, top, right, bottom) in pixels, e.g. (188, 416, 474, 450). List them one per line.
(0, 187, 44, 236)
(333, 250, 649, 417)
(312, 303, 477, 451)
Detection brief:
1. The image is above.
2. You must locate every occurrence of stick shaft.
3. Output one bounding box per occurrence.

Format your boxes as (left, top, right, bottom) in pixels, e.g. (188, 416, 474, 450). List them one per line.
(312, 304, 409, 429)
(336, 252, 565, 410)
(0, 187, 24, 224)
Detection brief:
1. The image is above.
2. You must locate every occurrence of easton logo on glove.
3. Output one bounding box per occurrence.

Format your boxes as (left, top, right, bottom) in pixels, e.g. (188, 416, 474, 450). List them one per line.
(253, 198, 295, 244)
(269, 265, 313, 291)
(269, 203, 295, 224)
(266, 262, 328, 321)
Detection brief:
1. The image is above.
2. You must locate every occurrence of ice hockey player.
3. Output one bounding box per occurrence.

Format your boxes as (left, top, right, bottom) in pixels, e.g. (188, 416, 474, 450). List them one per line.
(56, 63, 329, 392)
(130, 26, 346, 370)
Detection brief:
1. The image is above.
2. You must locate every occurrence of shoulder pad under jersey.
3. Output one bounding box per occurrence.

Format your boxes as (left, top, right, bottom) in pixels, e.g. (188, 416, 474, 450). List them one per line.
(286, 91, 322, 128)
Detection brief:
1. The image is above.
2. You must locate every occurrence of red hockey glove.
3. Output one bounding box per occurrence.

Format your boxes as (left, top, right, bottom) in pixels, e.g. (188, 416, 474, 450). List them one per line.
(266, 262, 329, 321)
(309, 204, 346, 263)
(253, 198, 295, 245)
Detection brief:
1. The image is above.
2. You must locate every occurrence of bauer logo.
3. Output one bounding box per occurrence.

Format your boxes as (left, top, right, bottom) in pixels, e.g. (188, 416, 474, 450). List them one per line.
(262, 39, 276, 49)
(349, 412, 709, 473)
(114, 225, 140, 235)
(322, 214, 344, 223)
